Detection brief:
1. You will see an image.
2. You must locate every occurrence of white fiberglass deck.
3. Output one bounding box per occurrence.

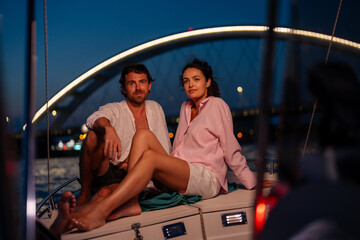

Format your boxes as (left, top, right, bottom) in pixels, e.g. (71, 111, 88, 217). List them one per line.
(39, 173, 277, 240)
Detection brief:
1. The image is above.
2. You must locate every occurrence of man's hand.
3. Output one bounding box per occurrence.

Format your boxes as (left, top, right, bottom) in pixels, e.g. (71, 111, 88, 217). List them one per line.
(103, 125, 122, 161)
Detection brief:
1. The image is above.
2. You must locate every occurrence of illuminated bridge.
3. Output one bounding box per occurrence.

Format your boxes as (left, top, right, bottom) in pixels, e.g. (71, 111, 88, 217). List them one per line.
(30, 25, 360, 157)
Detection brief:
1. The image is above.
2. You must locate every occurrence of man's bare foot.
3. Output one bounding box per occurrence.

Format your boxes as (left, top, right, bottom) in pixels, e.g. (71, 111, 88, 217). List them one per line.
(49, 192, 76, 237)
(107, 197, 141, 221)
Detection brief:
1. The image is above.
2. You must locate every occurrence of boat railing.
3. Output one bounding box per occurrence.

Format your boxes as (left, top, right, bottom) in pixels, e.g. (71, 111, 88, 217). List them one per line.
(36, 176, 81, 218)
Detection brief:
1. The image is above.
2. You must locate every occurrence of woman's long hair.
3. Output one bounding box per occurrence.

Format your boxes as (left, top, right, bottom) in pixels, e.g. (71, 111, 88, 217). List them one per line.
(179, 58, 220, 98)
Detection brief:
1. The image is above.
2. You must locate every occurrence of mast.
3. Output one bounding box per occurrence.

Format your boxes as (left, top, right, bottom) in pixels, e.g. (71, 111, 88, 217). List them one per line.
(253, 0, 277, 238)
(22, 0, 37, 239)
(0, 15, 20, 240)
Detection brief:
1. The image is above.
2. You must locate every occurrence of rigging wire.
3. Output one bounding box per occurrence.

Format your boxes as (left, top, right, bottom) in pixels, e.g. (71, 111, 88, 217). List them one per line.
(302, 0, 343, 156)
(43, 0, 52, 217)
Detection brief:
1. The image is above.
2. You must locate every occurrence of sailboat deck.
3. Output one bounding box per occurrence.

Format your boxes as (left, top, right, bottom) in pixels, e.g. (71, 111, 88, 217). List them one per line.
(39, 173, 277, 239)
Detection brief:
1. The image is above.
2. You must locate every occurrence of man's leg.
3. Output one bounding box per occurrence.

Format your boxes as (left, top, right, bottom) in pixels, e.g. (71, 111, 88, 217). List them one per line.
(77, 130, 109, 206)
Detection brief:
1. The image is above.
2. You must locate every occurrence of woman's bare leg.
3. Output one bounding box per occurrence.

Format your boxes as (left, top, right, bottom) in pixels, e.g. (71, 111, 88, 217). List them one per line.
(103, 128, 171, 220)
(71, 130, 190, 231)
(127, 129, 169, 169)
(106, 198, 142, 221)
(107, 129, 170, 220)
(72, 186, 112, 218)
(76, 129, 165, 222)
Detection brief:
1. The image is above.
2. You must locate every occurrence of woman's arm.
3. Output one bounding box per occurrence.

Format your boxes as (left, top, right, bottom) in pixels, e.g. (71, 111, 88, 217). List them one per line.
(217, 100, 257, 190)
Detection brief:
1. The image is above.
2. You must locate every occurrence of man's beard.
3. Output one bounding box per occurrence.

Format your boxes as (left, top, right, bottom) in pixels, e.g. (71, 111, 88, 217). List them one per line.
(127, 90, 149, 105)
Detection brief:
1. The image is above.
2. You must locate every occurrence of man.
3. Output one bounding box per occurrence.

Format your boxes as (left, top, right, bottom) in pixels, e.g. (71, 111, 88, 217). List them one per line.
(76, 63, 171, 206)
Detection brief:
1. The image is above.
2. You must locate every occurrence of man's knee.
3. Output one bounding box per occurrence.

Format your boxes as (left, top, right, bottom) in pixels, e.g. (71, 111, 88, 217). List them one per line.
(83, 130, 102, 152)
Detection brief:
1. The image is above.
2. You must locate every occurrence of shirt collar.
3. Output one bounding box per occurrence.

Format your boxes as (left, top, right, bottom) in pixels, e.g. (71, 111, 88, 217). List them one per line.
(186, 97, 211, 110)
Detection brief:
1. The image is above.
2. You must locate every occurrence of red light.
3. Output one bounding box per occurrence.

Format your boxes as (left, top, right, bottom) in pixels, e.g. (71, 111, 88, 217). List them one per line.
(188, 27, 193, 31)
(254, 198, 266, 234)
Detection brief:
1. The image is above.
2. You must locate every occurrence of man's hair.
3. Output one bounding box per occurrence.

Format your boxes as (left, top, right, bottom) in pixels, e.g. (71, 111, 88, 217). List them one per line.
(119, 64, 154, 97)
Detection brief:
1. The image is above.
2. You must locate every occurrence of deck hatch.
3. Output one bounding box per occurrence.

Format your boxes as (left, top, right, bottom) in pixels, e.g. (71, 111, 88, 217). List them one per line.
(162, 221, 187, 239)
(221, 211, 248, 227)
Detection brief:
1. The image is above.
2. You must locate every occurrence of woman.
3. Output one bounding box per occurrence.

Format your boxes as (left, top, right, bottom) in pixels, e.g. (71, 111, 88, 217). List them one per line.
(69, 58, 257, 231)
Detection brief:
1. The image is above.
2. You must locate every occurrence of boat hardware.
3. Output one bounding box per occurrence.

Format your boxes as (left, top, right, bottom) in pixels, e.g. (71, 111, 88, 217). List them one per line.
(221, 211, 248, 227)
(162, 222, 187, 239)
(131, 222, 143, 240)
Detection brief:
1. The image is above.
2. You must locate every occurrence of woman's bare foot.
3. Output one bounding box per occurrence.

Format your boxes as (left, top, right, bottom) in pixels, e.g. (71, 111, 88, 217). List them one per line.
(72, 186, 112, 219)
(49, 192, 76, 237)
(107, 197, 141, 221)
(71, 207, 108, 231)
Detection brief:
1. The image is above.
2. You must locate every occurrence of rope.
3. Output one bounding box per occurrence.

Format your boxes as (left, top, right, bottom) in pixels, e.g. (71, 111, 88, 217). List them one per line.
(43, 0, 52, 218)
(198, 208, 208, 240)
(302, 0, 343, 156)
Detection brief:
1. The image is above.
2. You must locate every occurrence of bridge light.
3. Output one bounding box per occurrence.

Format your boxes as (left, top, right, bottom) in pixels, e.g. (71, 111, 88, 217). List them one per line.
(52, 110, 57, 116)
(237, 86, 243, 93)
(188, 27, 193, 31)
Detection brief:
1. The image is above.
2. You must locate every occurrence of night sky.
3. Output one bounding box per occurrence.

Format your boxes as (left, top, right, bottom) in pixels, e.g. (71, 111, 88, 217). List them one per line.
(1, 0, 359, 131)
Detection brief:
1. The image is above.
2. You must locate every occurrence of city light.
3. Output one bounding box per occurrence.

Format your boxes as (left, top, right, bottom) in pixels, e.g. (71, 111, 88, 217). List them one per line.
(74, 143, 82, 151)
(81, 124, 89, 133)
(79, 133, 87, 140)
(237, 86, 243, 93)
(53, 138, 83, 151)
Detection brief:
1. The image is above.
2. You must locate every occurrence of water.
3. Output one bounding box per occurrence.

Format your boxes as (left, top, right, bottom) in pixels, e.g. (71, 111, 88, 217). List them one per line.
(35, 157, 81, 206)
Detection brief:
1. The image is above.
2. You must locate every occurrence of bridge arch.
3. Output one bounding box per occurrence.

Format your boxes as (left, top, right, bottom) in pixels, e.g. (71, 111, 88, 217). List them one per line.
(31, 25, 360, 128)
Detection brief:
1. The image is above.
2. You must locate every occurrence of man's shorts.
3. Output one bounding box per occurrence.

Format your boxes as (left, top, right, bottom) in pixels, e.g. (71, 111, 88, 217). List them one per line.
(91, 163, 127, 194)
(183, 162, 220, 199)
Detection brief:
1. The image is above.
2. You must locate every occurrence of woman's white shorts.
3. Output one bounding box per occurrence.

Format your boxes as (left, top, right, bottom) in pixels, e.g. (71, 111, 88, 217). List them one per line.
(183, 162, 220, 199)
